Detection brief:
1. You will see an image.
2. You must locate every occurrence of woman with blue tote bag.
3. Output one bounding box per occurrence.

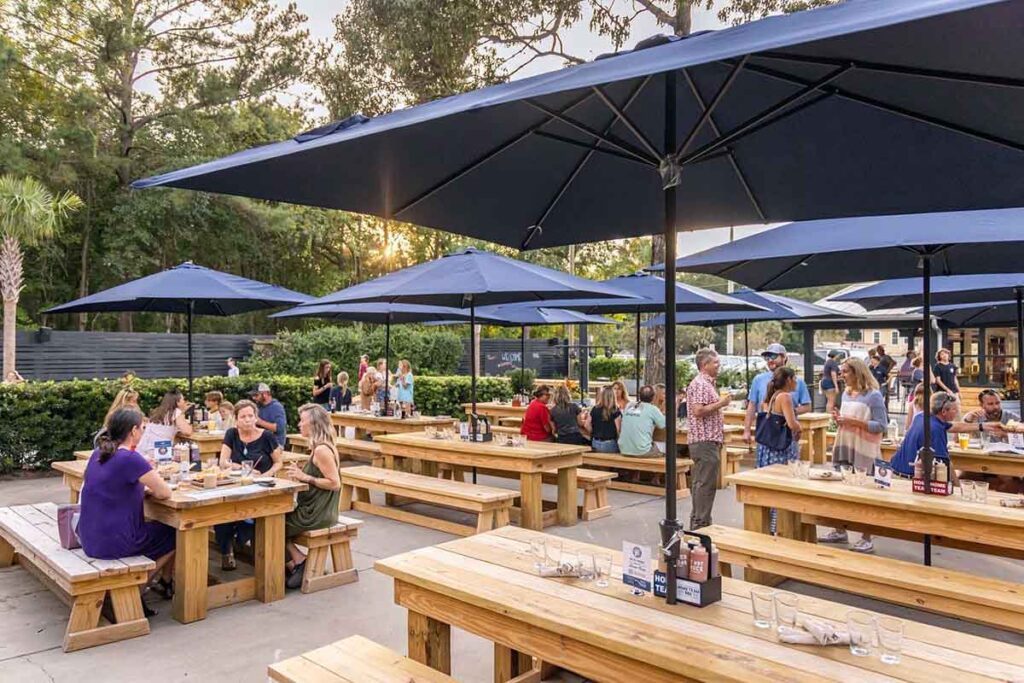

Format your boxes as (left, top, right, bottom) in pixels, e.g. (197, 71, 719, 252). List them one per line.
(755, 367, 802, 533)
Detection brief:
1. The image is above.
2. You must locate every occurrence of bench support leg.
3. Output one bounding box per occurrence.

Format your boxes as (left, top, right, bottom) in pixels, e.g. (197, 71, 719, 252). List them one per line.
(476, 509, 495, 534)
(556, 467, 578, 527)
(340, 483, 354, 511)
(409, 609, 451, 674)
(494, 506, 510, 528)
(0, 535, 14, 567)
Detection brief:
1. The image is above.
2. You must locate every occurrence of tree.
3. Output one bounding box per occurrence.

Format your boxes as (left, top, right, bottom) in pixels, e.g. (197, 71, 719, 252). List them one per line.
(0, 175, 82, 378)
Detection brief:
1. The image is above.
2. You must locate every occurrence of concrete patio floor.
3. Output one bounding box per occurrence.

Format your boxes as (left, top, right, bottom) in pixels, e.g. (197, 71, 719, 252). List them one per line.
(1, 467, 1022, 682)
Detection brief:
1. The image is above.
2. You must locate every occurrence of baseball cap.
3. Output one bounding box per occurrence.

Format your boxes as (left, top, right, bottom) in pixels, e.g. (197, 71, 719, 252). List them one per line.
(251, 382, 271, 395)
(761, 343, 787, 358)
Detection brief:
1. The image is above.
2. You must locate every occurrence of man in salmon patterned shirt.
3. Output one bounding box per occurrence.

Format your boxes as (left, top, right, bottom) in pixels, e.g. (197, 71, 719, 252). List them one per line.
(686, 348, 731, 530)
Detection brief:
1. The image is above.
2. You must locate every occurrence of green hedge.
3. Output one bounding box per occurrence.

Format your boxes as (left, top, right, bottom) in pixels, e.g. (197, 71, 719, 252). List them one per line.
(242, 325, 463, 377)
(0, 374, 511, 473)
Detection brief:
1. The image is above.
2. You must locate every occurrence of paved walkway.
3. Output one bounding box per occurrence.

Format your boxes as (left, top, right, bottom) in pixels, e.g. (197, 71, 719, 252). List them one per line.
(0, 467, 1021, 682)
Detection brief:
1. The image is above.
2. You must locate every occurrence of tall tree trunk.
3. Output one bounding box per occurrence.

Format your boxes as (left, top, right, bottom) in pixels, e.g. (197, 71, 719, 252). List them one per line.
(643, 1, 692, 389)
(2, 298, 16, 379)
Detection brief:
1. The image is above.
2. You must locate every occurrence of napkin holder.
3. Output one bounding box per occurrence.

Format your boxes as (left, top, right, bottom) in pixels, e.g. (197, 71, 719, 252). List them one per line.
(653, 529, 722, 607)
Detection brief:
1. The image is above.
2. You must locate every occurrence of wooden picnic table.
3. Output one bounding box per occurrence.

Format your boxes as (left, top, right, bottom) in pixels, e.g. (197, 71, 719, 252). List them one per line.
(372, 432, 586, 531)
(463, 402, 526, 422)
(879, 440, 1024, 479)
(375, 526, 1024, 682)
(180, 430, 225, 457)
(724, 409, 831, 463)
(51, 459, 305, 624)
(330, 411, 456, 438)
(728, 464, 1024, 574)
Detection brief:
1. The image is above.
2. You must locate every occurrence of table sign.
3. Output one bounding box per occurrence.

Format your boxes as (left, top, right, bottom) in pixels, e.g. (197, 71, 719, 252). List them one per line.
(154, 440, 173, 463)
(873, 458, 892, 488)
(1008, 432, 1024, 450)
(621, 541, 651, 593)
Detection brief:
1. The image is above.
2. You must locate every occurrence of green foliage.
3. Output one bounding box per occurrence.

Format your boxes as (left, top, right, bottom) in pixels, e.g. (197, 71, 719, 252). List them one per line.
(242, 325, 463, 378)
(0, 373, 513, 472)
(506, 368, 536, 395)
(589, 356, 641, 380)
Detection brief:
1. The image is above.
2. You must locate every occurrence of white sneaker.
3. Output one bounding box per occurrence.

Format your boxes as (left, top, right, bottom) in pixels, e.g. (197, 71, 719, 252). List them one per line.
(818, 530, 848, 544)
(849, 539, 875, 553)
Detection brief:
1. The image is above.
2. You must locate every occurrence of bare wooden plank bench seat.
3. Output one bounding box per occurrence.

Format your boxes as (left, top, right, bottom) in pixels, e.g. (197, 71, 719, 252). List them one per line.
(287, 434, 383, 465)
(700, 524, 1024, 634)
(269, 634, 457, 683)
(340, 466, 517, 537)
(293, 516, 362, 594)
(440, 465, 616, 521)
(581, 452, 692, 497)
(0, 502, 154, 651)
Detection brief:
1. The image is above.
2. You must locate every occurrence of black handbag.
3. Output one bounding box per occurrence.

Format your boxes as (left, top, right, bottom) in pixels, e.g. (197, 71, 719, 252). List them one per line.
(755, 394, 793, 451)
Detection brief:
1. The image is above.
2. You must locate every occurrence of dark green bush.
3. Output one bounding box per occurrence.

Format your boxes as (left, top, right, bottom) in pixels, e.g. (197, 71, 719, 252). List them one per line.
(242, 325, 462, 378)
(588, 356, 640, 380)
(506, 368, 536, 395)
(0, 374, 510, 472)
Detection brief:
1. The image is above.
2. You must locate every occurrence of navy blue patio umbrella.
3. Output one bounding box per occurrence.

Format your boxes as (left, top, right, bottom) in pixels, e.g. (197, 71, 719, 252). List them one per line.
(834, 273, 1024, 415)
(45, 262, 312, 397)
(642, 289, 847, 386)
(135, 0, 1024, 603)
(927, 300, 1022, 328)
(545, 272, 765, 390)
(662, 210, 1024, 564)
(271, 302, 509, 407)
(290, 248, 634, 419)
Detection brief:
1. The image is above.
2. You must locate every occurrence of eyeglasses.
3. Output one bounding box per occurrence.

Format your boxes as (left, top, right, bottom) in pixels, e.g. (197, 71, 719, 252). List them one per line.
(763, 353, 781, 360)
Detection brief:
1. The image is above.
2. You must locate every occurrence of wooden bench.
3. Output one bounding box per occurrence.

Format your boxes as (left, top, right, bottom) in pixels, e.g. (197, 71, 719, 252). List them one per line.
(0, 503, 154, 651)
(700, 524, 1024, 634)
(440, 465, 616, 521)
(340, 466, 517, 537)
(269, 634, 458, 683)
(582, 452, 692, 497)
(287, 434, 383, 465)
(293, 515, 362, 594)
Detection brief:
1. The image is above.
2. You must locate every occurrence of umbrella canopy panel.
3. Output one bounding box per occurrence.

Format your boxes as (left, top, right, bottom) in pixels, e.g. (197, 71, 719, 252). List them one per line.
(545, 272, 766, 314)
(303, 248, 636, 308)
(270, 301, 506, 324)
(45, 262, 312, 316)
(926, 300, 1023, 327)
(833, 273, 1024, 310)
(134, 1, 1024, 251)
(641, 288, 847, 326)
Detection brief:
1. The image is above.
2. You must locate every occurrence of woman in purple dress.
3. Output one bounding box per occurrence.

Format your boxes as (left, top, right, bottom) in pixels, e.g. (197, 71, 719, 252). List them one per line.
(78, 408, 176, 613)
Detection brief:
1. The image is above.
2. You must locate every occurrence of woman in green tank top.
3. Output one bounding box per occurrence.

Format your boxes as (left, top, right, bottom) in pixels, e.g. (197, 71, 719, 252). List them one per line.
(283, 404, 341, 588)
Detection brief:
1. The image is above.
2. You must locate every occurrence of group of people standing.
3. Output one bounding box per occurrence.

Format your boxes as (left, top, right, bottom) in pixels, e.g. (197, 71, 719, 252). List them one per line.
(314, 356, 415, 412)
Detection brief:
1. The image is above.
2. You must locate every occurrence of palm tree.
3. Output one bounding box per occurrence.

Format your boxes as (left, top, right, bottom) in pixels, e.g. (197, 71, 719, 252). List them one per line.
(0, 176, 83, 380)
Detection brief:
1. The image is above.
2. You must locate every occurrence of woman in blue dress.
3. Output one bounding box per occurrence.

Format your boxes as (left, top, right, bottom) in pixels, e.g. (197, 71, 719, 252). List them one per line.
(755, 367, 802, 468)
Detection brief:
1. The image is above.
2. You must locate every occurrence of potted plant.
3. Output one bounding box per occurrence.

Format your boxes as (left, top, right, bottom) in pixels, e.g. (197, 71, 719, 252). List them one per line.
(507, 369, 536, 406)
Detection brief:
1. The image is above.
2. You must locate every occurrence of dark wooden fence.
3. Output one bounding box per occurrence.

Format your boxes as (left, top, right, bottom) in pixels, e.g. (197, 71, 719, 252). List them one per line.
(458, 338, 568, 377)
(5, 330, 256, 381)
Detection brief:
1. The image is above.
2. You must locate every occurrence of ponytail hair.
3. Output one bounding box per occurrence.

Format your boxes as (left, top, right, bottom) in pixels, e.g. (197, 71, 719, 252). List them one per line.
(97, 408, 143, 464)
(764, 366, 796, 410)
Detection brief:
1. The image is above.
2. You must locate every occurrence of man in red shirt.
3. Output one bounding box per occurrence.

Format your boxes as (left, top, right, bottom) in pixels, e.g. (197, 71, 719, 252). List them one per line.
(520, 385, 555, 441)
(686, 348, 731, 530)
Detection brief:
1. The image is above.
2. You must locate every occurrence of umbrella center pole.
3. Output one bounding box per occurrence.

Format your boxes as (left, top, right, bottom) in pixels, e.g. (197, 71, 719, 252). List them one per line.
(917, 255, 935, 493)
(659, 70, 682, 606)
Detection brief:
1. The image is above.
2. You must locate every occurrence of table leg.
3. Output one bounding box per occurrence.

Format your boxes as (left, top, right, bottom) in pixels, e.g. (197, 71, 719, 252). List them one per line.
(742, 504, 783, 586)
(255, 513, 285, 604)
(172, 527, 209, 623)
(556, 467, 577, 527)
(519, 472, 544, 531)
(800, 437, 811, 462)
(408, 609, 451, 674)
(813, 427, 827, 464)
(494, 644, 536, 683)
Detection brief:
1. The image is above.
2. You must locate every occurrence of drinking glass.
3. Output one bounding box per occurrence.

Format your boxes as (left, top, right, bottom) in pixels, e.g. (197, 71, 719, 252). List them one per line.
(545, 540, 563, 571)
(594, 553, 612, 587)
(798, 460, 811, 479)
(840, 464, 853, 483)
(974, 481, 989, 504)
(241, 460, 254, 478)
(847, 611, 875, 657)
(876, 616, 904, 665)
(854, 467, 868, 487)
(577, 551, 595, 581)
(773, 591, 799, 633)
(960, 479, 975, 501)
(529, 538, 546, 573)
(788, 460, 800, 478)
(750, 588, 775, 629)
(425, 426, 436, 439)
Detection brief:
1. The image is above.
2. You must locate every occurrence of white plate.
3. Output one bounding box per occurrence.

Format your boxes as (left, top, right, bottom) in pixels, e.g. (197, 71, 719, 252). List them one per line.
(254, 476, 275, 483)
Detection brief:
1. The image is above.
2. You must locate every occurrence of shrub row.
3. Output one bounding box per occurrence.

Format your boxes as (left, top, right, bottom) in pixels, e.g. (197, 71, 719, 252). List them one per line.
(0, 374, 512, 473)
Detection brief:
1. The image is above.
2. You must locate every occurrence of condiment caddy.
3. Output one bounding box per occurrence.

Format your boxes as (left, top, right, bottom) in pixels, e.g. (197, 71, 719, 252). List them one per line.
(654, 530, 722, 607)
(911, 458, 953, 496)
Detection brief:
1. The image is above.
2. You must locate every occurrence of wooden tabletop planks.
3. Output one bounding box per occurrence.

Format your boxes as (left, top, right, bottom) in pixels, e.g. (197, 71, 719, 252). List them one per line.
(376, 527, 1024, 683)
(373, 431, 588, 460)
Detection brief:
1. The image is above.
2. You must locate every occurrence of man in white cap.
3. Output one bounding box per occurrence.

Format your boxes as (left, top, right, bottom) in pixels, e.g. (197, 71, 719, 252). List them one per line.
(743, 343, 812, 444)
